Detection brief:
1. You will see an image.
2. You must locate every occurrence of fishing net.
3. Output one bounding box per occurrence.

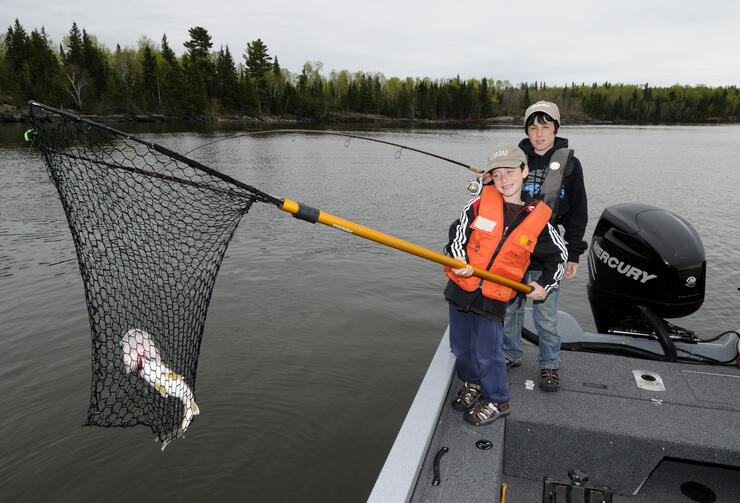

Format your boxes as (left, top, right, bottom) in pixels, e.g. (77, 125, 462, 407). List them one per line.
(28, 102, 272, 449)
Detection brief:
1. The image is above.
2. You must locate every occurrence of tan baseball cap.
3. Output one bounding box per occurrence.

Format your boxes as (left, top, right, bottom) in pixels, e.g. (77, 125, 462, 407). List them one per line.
(485, 144, 527, 171)
(524, 100, 560, 124)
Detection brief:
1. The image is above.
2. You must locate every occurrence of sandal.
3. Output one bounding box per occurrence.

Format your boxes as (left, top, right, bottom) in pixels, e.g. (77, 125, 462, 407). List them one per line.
(451, 382, 481, 411)
(464, 400, 510, 426)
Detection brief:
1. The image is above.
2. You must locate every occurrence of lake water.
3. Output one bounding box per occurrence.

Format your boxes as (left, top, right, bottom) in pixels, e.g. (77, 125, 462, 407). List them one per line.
(1, 120, 739, 502)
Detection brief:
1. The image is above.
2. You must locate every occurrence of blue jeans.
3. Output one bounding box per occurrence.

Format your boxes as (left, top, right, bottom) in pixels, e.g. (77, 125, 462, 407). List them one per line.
(502, 270, 561, 369)
(448, 304, 509, 403)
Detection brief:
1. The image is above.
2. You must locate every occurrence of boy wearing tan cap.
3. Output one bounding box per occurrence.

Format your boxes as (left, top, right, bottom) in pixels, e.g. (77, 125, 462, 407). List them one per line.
(503, 101, 588, 392)
(444, 144, 567, 425)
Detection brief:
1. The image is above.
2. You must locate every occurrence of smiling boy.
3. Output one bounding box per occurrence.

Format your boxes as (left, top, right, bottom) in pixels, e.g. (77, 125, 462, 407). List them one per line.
(444, 144, 567, 425)
(502, 101, 588, 392)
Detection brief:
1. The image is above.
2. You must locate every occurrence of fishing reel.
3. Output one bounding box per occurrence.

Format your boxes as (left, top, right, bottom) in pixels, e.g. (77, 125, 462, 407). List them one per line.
(467, 178, 482, 196)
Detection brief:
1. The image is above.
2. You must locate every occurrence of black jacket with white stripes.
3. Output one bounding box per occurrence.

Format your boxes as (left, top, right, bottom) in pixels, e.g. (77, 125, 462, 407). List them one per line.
(444, 192, 568, 321)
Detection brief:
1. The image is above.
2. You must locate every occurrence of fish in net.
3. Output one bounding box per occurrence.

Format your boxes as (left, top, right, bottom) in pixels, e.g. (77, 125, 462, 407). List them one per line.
(27, 101, 530, 450)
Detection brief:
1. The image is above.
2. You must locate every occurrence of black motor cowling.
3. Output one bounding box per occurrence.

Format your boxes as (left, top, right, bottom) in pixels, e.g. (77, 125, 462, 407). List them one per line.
(587, 203, 705, 334)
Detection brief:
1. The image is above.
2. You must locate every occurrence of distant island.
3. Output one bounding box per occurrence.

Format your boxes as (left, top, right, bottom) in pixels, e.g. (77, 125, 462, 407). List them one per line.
(2, 20, 738, 124)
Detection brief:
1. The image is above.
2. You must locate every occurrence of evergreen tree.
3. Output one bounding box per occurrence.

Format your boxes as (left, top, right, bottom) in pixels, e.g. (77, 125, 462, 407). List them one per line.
(141, 44, 159, 108)
(215, 45, 240, 112)
(182, 26, 214, 116)
(28, 27, 60, 103)
(480, 78, 492, 118)
(3, 19, 32, 98)
(238, 73, 261, 116)
(244, 38, 272, 79)
(64, 22, 83, 67)
(5, 19, 31, 73)
(521, 84, 531, 110)
(161, 34, 176, 64)
(244, 38, 273, 113)
(183, 26, 212, 61)
(82, 29, 108, 99)
(159, 34, 185, 114)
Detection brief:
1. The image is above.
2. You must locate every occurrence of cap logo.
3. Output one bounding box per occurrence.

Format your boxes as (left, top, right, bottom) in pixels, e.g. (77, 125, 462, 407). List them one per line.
(549, 162, 561, 171)
(489, 149, 509, 161)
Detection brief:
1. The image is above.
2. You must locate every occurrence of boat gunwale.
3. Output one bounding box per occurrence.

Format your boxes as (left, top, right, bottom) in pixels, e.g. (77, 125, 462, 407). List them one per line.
(367, 328, 456, 503)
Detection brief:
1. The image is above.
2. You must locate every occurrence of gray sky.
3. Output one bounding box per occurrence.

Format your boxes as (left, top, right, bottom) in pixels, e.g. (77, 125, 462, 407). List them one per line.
(3, 0, 739, 86)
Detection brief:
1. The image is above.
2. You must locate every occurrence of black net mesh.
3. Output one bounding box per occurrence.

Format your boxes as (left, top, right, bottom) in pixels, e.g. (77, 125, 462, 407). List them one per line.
(28, 102, 265, 449)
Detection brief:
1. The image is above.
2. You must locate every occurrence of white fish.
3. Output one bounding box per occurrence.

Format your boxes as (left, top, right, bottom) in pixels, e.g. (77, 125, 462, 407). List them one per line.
(121, 328, 200, 450)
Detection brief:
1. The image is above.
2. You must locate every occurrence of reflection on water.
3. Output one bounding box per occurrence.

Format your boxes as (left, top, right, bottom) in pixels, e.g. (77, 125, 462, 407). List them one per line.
(1, 122, 739, 501)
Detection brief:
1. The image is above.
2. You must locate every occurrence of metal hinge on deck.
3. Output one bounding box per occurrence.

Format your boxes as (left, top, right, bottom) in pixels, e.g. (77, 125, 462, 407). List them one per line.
(543, 470, 613, 503)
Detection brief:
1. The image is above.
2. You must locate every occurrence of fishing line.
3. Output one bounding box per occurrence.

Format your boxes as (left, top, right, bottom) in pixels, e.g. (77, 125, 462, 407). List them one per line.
(178, 128, 485, 174)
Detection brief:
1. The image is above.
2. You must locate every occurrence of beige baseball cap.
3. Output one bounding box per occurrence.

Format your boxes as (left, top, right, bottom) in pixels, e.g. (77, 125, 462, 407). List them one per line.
(485, 144, 527, 171)
(524, 100, 560, 124)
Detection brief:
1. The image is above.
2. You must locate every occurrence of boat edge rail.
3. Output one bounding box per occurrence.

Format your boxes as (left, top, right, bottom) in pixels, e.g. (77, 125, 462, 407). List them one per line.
(367, 327, 455, 503)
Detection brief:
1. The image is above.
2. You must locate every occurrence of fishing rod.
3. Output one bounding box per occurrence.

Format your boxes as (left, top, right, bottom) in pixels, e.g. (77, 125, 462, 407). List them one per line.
(180, 128, 486, 174)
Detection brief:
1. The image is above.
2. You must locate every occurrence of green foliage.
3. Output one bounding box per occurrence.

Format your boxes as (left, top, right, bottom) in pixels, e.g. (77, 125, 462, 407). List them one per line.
(82, 29, 108, 100)
(215, 46, 240, 112)
(183, 26, 212, 61)
(160, 34, 176, 64)
(140, 45, 159, 109)
(244, 38, 273, 113)
(2, 19, 738, 123)
(2, 20, 62, 104)
(244, 38, 272, 79)
(64, 22, 83, 67)
(27, 27, 60, 103)
(182, 26, 215, 116)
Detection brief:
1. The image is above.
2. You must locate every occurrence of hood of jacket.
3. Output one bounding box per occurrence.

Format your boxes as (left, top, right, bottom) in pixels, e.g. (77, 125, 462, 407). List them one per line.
(518, 136, 569, 162)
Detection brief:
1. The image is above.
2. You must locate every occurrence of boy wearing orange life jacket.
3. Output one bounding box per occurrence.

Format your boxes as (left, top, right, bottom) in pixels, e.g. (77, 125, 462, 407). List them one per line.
(444, 144, 568, 426)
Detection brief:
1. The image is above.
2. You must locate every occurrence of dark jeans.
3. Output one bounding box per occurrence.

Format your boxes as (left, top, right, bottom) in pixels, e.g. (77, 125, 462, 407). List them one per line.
(448, 304, 509, 403)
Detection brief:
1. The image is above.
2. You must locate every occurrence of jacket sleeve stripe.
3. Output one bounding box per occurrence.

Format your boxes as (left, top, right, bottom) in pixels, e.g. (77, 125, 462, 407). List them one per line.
(542, 222, 568, 293)
(450, 197, 477, 259)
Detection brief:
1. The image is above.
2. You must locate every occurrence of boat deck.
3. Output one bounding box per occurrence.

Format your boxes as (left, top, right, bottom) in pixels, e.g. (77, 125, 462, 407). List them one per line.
(406, 340, 740, 502)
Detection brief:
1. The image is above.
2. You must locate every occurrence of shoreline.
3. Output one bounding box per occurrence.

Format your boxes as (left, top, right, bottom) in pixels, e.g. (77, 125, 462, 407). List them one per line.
(1, 103, 735, 126)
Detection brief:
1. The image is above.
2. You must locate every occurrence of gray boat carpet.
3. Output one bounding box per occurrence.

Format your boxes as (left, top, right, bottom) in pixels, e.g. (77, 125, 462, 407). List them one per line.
(411, 343, 740, 502)
(411, 374, 506, 503)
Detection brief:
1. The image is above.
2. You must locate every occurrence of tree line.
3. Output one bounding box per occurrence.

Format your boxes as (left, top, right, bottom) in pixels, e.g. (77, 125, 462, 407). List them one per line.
(2, 19, 738, 123)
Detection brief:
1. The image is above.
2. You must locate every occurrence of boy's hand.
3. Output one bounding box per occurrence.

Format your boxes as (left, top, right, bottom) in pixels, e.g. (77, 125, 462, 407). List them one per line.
(526, 281, 548, 301)
(452, 257, 474, 277)
(564, 261, 579, 279)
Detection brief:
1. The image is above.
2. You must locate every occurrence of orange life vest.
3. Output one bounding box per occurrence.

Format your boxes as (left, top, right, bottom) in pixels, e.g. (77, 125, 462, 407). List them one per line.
(445, 186, 552, 302)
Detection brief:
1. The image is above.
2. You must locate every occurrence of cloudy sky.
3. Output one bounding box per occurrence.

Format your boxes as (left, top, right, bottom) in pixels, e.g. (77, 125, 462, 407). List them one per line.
(3, 0, 739, 87)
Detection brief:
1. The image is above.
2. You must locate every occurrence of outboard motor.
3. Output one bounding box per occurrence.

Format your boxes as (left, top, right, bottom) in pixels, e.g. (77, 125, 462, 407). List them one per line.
(587, 203, 706, 359)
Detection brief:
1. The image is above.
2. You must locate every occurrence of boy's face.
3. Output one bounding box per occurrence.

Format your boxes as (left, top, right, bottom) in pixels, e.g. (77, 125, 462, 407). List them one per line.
(481, 165, 529, 199)
(527, 118, 558, 155)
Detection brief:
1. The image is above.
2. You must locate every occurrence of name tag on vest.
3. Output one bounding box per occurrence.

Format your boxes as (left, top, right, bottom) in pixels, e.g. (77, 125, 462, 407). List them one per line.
(471, 216, 496, 232)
